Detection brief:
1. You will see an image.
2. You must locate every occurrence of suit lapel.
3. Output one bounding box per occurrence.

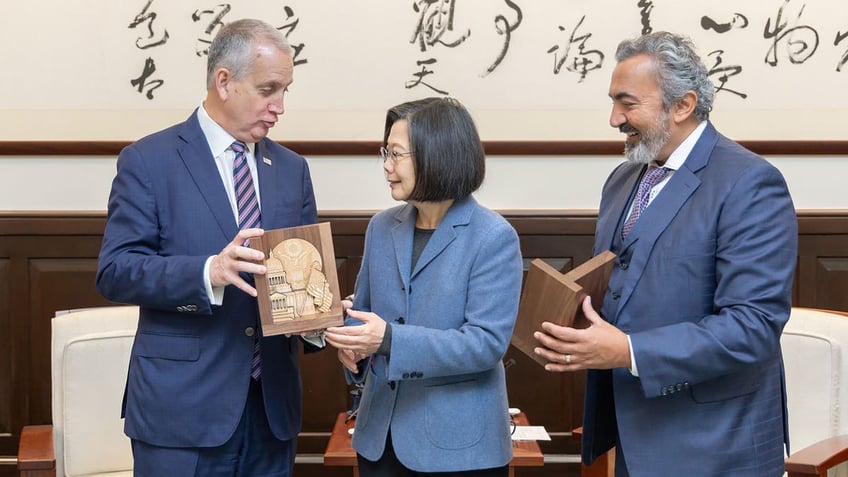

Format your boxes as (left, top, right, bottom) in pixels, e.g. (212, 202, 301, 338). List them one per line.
(411, 197, 474, 280)
(391, 205, 416, 290)
(620, 123, 718, 250)
(255, 139, 278, 227)
(177, 113, 238, 240)
(595, 162, 643, 254)
(616, 122, 718, 309)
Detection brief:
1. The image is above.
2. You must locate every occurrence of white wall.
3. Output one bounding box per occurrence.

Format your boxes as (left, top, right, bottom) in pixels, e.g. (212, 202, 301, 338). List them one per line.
(1, 154, 844, 212)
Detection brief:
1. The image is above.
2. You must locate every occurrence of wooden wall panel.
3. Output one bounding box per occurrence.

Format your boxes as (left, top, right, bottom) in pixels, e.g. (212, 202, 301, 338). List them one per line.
(26, 258, 113, 425)
(0, 259, 10, 457)
(1, 211, 847, 477)
(813, 258, 848, 311)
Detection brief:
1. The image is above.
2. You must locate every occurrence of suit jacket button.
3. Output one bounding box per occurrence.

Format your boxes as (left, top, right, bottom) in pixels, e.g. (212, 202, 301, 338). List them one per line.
(612, 292, 621, 300)
(676, 383, 684, 391)
(245, 327, 255, 337)
(186, 304, 197, 312)
(389, 381, 396, 390)
(397, 317, 405, 324)
(619, 262, 629, 270)
(402, 372, 410, 379)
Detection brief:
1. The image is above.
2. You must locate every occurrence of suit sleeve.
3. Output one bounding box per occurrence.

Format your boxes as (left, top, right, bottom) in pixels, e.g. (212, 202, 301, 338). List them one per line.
(96, 145, 211, 313)
(632, 162, 797, 398)
(342, 218, 376, 385)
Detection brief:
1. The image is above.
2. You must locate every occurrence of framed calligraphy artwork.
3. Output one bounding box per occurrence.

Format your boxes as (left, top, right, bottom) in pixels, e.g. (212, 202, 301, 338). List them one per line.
(2, 0, 847, 142)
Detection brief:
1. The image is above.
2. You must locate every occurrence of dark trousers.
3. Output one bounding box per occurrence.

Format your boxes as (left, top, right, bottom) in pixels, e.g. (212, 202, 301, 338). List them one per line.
(131, 379, 296, 477)
(356, 432, 509, 477)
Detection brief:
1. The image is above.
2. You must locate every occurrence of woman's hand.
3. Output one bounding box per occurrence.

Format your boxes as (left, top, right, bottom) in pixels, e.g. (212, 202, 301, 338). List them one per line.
(325, 309, 387, 357)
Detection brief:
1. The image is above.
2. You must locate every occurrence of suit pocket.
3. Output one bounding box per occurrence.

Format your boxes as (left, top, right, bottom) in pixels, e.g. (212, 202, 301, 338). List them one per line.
(424, 379, 484, 449)
(133, 332, 200, 361)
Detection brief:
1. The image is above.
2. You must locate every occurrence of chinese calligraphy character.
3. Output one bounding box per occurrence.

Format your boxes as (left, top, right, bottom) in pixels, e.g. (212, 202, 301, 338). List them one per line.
(701, 13, 749, 34)
(764, 0, 819, 66)
(128, 0, 169, 50)
(276, 6, 308, 66)
(410, 0, 470, 52)
(707, 50, 747, 99)
(130, 57, 164, 100)
(638, 0, 654, 35)
(835, 30, 848, 72)
(481, 0, 523, 76)
(547, 15, 604, 83)
(192, 4, 231, 57)
(405, 58, 449, 95)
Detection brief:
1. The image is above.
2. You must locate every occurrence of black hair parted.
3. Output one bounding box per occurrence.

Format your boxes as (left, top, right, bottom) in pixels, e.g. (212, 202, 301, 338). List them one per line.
(383, 97, 485, 202)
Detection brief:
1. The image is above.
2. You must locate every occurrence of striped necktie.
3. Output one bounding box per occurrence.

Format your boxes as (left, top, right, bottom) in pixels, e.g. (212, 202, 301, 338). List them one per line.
(621, 165, 670, 240)
(232, 141, 263, 380)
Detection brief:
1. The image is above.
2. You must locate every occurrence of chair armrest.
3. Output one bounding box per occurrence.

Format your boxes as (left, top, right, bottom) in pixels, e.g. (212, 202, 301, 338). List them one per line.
(572, 426, 615, 477)
(17, 425, 56, 476)
(786, 434, 848, 477)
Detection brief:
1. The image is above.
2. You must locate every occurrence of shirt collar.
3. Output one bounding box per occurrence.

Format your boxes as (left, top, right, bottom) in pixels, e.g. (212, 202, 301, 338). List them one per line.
(656, 120, 707, 171)
(197, 103, 254, 158)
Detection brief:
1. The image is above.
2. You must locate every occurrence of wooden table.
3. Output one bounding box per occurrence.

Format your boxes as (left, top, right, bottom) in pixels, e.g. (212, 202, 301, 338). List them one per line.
(324, 411, 544, 476)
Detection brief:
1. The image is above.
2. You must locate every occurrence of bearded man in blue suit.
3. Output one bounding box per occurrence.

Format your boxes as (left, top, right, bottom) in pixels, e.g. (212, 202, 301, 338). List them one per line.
(534, 32, 797, 476)
(96, 19, 319, 477)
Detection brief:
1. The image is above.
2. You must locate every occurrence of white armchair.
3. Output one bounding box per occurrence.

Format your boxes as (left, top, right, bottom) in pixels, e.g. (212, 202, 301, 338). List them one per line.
(18, 306, 138, 477)
(783, 307, 848, 477)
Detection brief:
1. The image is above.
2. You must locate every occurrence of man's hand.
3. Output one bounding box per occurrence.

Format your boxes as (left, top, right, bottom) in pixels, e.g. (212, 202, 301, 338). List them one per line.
(533, 296, 632, 372)
(209, 228, 267, 297)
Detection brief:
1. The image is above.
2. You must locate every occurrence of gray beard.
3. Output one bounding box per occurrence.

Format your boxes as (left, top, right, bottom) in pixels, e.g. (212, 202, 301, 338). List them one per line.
(625, 139, 661, 164)
(623, 114, 671, 165)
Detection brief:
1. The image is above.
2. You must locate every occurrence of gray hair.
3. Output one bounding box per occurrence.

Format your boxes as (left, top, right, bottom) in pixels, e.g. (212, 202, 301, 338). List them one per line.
(615, 31, 714, 121)
(206, 19, 292, 89)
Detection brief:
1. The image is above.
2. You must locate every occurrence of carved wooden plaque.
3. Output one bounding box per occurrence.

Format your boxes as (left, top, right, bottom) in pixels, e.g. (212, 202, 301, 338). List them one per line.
(511, 251, 617, 366)
(249, 222, 343, 336)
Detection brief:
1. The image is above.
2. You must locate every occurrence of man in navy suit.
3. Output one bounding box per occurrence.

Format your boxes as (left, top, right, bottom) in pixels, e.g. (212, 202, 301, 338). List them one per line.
(96, 19, 318, 476)
(534, 32, 797, 476)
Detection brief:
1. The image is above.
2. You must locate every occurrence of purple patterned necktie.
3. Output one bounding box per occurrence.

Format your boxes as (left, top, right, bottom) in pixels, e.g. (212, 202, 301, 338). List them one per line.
(621, 166, 670, 240)
(232, 141, 263, 380)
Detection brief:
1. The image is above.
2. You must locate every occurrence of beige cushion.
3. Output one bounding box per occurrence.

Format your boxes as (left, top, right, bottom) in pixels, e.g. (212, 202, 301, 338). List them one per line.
(782, 307, 848, 477)
(52, 306, 138, 477)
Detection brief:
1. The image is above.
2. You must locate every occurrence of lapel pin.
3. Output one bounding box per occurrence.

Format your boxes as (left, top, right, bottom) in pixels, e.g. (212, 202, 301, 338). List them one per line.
(263, 156, 272, 166)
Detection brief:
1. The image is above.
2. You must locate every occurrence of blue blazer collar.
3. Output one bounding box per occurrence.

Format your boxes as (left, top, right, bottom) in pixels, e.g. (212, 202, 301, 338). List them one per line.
(177, 111, 237, 241)
(390, 196, 478, 286)
(612, 122, 719, 309)
(176, 110, 280, 240)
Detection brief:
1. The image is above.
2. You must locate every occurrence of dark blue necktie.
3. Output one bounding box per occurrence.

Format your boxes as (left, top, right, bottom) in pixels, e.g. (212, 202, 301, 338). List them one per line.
(232, 141, 262, 380)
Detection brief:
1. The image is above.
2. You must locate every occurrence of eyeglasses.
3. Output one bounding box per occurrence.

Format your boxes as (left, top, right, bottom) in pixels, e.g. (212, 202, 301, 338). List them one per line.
(379, 146, 413, 165)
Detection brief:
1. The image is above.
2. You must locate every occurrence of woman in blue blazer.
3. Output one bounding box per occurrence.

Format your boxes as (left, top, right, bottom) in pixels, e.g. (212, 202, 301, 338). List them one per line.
(325, 97, 523, 476)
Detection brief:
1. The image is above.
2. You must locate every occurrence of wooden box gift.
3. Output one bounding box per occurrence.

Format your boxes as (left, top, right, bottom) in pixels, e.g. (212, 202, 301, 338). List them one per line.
(511, 251, 617, 366)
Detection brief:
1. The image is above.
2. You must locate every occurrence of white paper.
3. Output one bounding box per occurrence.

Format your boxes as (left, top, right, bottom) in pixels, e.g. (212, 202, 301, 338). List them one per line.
(511, 426, 551, 441)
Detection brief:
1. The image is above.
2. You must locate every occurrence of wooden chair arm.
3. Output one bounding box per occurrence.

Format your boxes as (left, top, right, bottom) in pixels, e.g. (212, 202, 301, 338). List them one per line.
(17, 425, 56, 477)
(786, 434, 848, 477)
(572, 426, 615, 477)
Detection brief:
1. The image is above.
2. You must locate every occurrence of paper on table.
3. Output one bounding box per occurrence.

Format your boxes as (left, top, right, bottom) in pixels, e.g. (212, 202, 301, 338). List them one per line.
(511, 426, 551, 441)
